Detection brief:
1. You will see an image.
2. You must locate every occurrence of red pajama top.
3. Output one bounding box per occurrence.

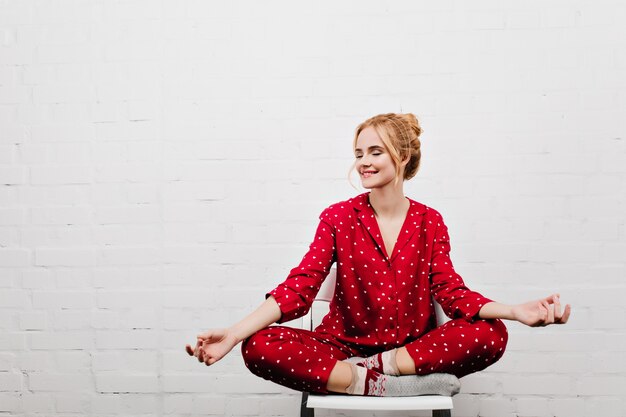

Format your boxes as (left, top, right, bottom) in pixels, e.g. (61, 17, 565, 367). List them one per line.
(266, 192, 493, 349)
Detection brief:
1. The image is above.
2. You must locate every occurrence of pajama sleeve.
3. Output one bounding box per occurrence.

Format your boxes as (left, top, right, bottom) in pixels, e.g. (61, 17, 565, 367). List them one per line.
(265, 208, 336, 324)
(429, 215, 493, 321)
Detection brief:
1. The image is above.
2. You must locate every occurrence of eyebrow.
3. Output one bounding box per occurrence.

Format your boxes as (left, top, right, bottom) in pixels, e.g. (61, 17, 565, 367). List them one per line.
(354, 145, 384, 152)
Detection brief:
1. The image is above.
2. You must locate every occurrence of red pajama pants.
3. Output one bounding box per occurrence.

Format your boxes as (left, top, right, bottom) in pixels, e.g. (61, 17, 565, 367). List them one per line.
(241, 318, 508, 394)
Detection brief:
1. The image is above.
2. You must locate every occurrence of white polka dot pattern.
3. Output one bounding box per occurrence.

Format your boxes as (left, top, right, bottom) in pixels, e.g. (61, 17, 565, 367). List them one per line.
(266, 192, 493, 349)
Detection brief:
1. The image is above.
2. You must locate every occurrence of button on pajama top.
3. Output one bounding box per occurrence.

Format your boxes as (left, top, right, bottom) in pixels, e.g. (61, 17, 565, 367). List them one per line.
(242, 192, 508, 393)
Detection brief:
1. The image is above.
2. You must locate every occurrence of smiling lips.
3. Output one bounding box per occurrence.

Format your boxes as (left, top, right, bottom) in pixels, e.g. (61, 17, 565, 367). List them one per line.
(361, 170, 378, 178)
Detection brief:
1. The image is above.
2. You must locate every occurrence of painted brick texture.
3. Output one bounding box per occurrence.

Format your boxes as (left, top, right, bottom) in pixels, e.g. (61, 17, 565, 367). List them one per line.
(1, 0, 625, 416)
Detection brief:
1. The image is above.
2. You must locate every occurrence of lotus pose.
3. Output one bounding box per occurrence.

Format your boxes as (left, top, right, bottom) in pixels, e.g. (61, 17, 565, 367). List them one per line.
(186, 113, 571, 397)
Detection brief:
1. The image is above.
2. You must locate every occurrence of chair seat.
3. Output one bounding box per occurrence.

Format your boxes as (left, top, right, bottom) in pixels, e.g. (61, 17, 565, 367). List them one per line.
(305, 394, 453, 411)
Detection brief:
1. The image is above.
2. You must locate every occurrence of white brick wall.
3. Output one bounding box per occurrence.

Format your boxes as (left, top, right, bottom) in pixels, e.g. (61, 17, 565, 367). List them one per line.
(1, 0, 625, 416)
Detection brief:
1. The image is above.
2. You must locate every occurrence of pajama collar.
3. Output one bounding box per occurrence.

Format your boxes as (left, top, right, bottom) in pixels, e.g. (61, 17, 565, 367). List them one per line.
(349, 192, 428, 262)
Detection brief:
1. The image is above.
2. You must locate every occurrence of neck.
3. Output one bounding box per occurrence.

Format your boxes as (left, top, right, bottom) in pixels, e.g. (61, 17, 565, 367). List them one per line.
(368, 183, 409, 218)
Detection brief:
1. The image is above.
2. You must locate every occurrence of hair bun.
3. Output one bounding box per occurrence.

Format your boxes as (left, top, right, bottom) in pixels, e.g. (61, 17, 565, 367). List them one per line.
(400, 113, 422, 138)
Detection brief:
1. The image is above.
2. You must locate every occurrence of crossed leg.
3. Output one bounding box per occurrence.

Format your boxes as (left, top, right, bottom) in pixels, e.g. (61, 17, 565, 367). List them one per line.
(399, 318, 508, 378)
(242, 318, 508, 394)
(241, 326, 361, 394)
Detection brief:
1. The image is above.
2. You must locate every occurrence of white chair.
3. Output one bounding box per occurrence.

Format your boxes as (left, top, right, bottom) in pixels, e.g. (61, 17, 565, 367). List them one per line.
(299, 267, 454, 417)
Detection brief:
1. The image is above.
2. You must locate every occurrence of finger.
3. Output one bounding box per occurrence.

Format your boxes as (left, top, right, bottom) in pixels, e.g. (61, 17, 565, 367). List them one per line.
(185, 344, 194, 356)
(195, 343, 205, 361)
(547, 302, 555, 324)
(539, 301, 549, 326)
(542, 294, 558, 305)
(542, 300, 553, 322)
(559, 304, 572, 324)
(541, 298, 554, 322)
(553, 295, 562, 321)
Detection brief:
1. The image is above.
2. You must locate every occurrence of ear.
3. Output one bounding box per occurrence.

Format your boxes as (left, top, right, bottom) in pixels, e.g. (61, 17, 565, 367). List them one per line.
(400, 155, 410, 168)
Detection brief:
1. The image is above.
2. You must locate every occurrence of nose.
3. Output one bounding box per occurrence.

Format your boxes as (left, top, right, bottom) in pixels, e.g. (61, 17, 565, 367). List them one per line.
(359, 154, 372, 167)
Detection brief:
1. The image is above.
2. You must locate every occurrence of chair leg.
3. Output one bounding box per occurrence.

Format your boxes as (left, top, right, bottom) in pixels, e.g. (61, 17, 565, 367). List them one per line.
(300, 392, 314, 417)
(432, 409, 451, 417)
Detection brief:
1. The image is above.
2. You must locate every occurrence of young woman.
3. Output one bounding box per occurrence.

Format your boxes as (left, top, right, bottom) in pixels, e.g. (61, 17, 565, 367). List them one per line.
(185, 113, 571, 397)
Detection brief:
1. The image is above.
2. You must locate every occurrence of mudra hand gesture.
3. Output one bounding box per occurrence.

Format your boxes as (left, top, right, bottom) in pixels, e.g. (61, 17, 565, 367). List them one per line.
(185, 328, 239, 366)
(512, 294, 571, 327)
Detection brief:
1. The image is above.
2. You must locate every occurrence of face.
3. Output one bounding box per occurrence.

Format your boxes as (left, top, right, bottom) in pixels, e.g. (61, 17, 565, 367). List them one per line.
(354, 127, 399, 190)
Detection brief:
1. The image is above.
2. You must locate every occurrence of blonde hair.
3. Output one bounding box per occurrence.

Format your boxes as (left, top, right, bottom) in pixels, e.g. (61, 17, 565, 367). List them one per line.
(349, 112, 422, 187)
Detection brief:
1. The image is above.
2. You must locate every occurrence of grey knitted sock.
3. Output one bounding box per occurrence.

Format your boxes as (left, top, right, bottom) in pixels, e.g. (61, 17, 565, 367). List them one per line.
(346, 363, 460, 397)
(382, 373, 461, 397)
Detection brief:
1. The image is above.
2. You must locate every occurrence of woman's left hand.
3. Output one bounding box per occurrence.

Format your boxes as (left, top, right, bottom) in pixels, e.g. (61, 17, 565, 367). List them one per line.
(511, 294, 571, 327)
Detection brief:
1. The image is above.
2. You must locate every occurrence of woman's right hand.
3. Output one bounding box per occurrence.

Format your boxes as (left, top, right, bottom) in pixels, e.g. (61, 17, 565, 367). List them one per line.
(185, 328, 240, 366)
